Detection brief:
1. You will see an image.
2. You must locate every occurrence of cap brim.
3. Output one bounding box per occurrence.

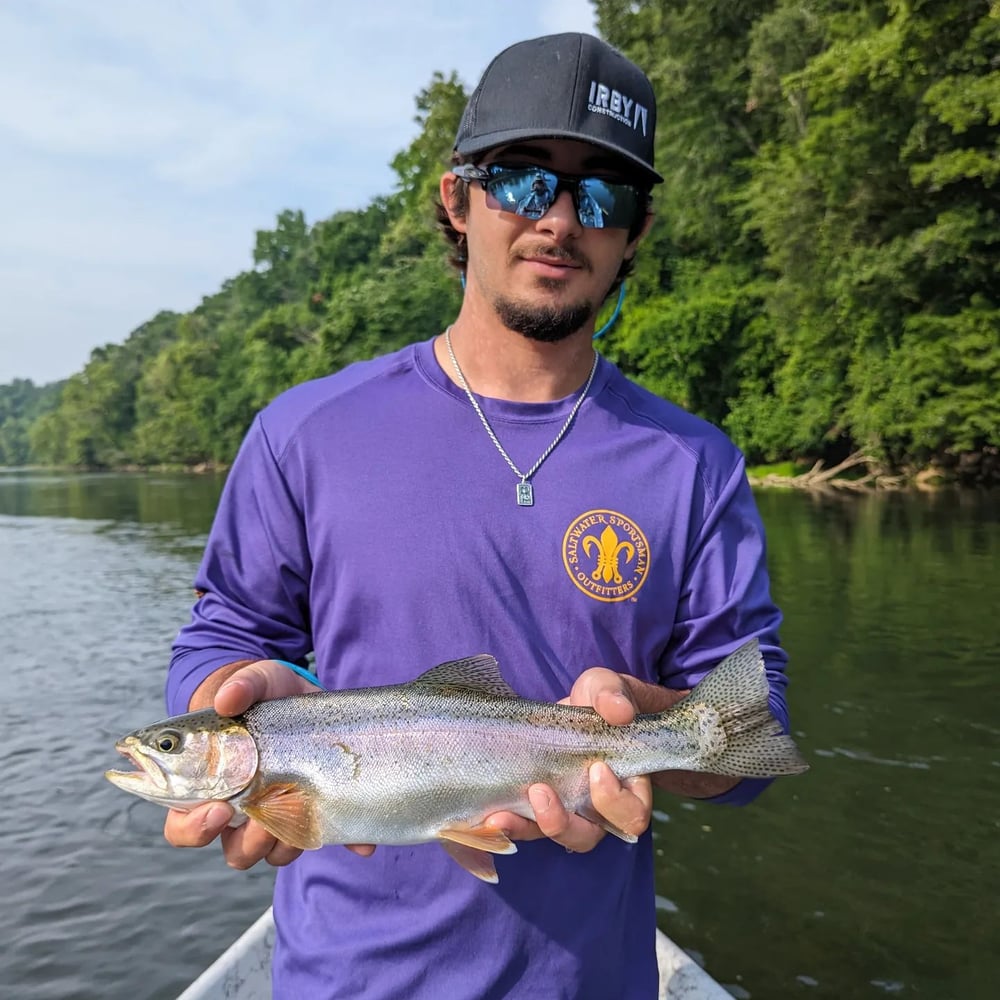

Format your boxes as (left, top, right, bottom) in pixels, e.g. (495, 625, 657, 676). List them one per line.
(455, 128, 664, 186)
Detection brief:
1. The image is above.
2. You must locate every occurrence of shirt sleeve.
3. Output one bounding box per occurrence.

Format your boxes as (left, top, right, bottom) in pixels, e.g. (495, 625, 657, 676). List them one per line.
(660, 452, 790, 807)
(166, 415, 313, 715)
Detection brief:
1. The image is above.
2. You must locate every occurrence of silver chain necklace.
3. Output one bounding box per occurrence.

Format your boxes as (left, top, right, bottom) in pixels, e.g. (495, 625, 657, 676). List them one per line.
(444, 326, 599, 507)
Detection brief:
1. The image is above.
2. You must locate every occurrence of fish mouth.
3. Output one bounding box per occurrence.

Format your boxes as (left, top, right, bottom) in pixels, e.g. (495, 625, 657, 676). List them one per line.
(104, 739, 169, 795)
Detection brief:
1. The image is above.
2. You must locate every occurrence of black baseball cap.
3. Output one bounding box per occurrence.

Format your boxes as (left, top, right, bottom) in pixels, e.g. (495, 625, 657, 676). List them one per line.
(455, 33, 662, 185)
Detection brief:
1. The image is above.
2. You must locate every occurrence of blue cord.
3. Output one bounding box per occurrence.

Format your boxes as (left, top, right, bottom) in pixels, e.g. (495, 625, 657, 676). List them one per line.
(593, 282, 626, 340)
(274, 659, 325, 689)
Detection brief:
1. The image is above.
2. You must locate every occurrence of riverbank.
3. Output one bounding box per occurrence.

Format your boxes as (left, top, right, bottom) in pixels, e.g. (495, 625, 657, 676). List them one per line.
(747, 446, 1000, 490)
(5, 445, 999, 489)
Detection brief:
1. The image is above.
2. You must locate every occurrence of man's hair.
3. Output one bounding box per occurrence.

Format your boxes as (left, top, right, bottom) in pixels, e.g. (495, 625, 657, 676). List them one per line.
(436, 154, 650, 299)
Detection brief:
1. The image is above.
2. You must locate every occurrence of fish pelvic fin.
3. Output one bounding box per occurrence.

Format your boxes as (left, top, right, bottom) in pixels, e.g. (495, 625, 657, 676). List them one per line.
(439, 841, 500, 884)
(242, 781, 323, 850)
(437, 824, 518, 856)
(680, 639, 809, 778)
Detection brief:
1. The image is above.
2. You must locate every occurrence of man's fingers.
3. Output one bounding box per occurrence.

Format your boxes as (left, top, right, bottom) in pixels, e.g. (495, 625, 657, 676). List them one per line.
(486, 768, 652, 852)
(589, 763, 652, 839)
(484, 811, 544, 842)
(220, 819, 280, 870)
(265, 841, 306, 867)
(214, 674, 261, 716)
(563, 668, 637, 725)
(483, 801, 604, 850)
(344, 843, 378, 857)
(215, 661, 317, 716)
(527, 784, 606, 853)
(164, 801, 304, 868)
(590, 686, 637, 726)
(163, 802, 233, 848)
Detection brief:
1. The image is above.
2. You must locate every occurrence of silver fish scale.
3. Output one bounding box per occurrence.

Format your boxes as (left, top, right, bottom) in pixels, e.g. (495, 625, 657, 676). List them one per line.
(237, 685, 703, 844)
(228, 641, 807, 846)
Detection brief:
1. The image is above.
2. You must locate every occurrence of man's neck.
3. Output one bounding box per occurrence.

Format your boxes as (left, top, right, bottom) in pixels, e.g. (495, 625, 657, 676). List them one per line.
(435, 304, 597, 403)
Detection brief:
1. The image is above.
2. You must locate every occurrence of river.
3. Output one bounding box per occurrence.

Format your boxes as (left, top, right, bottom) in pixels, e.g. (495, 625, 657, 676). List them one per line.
(1, 471, 997, 999)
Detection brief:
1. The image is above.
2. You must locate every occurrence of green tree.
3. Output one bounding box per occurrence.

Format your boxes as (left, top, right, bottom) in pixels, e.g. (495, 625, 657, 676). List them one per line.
(734, 0, 1000, 465)
(16, 11, 998, 479)
(0, 378, 63, 465)
(133, 317, 222, 465)
(253, 209, 312, 306)
(381, 71, 468, 261)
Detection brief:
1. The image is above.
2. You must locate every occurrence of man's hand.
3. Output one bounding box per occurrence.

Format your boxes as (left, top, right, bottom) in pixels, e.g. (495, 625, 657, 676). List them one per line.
(484, 667, 685, 852)
(162, 660, 376, 867)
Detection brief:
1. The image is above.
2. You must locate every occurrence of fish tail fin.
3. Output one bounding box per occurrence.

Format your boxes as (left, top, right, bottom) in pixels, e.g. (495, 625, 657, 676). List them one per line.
(678, 639, 809, 778)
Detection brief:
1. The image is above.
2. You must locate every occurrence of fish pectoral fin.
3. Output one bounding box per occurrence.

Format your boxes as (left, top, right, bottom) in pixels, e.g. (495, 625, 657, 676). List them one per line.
(576, 804, 639, 844)
(438, 841, 500, 884)
(242, 781, 322, 850)
(437, 824, 517, 856)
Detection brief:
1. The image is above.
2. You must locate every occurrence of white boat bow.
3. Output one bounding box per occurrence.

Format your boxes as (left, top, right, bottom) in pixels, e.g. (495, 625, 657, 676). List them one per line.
(177, 908, 733, 999)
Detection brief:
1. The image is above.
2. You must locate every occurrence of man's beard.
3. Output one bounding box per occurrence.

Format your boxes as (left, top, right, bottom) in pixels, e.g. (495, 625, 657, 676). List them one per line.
(494, 289, 594, 343)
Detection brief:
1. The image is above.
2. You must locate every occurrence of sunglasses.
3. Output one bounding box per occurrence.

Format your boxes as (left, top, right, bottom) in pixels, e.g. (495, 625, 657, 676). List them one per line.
(452, 163, 647, 230)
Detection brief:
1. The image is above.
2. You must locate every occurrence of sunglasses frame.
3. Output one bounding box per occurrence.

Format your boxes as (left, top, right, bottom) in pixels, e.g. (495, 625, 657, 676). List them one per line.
(452, 163, 648, 231)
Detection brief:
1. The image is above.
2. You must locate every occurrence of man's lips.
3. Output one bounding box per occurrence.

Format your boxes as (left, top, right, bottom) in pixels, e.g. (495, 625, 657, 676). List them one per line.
(519, 255, 584, 275)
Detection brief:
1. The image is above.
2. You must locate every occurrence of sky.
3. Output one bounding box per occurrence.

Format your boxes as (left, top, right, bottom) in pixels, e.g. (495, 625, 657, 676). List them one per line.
(0, 0, 599, 386)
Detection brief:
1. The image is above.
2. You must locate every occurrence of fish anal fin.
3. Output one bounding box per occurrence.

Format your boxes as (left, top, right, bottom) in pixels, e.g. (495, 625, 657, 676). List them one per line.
(438, 823, 517, 856)
(576, 803, 639, 844)
(439, 841, 500, 883)
(242, 781, 322, 850)
(411, 655, 520, 699)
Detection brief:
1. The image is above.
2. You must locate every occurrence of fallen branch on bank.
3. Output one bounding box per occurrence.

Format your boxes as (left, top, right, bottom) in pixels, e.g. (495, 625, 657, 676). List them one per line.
(749, 451, 906, 491)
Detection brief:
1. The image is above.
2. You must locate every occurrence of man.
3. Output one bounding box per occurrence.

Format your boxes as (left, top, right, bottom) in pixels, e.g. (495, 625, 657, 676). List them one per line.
(165, 33, 791, 999)
(515, 172, 555, 217)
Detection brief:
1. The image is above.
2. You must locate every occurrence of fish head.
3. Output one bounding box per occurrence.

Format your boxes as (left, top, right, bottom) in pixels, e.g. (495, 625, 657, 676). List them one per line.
(104, 709, 258, 810)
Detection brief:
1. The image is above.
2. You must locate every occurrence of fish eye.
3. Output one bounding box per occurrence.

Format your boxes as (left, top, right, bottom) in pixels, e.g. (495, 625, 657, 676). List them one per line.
(155, 730, 183, 753)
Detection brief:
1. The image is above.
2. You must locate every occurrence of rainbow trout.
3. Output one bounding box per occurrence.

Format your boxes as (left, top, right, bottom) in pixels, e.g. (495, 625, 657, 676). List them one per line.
(105, 639, 807, 882)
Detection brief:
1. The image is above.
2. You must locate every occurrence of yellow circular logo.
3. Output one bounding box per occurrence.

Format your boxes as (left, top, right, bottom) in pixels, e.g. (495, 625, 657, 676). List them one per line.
(562, 509, 650, 602)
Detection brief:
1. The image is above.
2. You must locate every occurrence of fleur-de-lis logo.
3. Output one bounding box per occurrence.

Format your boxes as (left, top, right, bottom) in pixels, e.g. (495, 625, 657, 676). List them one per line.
(583, 525, 635, 584)
(562, 510, 650, 603)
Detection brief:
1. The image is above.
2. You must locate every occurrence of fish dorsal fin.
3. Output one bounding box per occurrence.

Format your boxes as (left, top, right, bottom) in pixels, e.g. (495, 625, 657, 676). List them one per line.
(411, 655, 519, 699)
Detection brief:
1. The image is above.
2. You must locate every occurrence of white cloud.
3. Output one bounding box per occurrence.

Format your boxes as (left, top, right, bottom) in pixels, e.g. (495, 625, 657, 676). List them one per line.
(0, 0, 598, 384)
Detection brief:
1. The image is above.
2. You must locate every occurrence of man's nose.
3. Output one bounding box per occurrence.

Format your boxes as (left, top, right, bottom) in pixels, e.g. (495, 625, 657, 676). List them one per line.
(537, 187, 582, 236)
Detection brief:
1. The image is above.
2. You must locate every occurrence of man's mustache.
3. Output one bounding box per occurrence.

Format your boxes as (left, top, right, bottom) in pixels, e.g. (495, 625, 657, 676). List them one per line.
(515, 244, 591, 271)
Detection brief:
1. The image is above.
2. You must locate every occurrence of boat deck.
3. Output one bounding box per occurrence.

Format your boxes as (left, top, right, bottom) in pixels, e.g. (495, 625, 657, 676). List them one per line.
(177, 908, 733, 999)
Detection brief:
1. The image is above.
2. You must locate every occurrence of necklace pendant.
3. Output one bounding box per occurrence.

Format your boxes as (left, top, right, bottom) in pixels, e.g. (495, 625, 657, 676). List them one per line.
(516, 481, 534, 506)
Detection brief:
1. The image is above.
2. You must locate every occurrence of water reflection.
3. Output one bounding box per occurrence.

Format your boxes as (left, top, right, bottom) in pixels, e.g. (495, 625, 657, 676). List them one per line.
(0, 468, 226, 531)
(1, 474, 998, 998)
(655, 487, 1000, 999)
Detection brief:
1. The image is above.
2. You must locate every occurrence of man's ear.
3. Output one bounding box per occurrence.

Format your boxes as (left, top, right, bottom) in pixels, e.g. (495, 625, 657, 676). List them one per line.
(626, 210, 655, 256)
(440, 174, 468, 234)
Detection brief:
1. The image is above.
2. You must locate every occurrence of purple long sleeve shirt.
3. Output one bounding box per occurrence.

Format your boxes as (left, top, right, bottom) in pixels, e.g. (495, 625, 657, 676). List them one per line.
(168, 337, 789, 999)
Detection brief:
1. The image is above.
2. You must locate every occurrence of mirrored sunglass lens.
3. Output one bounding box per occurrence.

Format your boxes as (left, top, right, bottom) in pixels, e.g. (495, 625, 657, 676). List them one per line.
(486, 169, 556, 219)
(483, 167, 640, 228)
(583, 180, 640, 229)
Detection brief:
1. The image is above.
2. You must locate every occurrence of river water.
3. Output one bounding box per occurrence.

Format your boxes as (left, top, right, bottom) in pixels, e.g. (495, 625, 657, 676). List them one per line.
(1, 471, 997, 999)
